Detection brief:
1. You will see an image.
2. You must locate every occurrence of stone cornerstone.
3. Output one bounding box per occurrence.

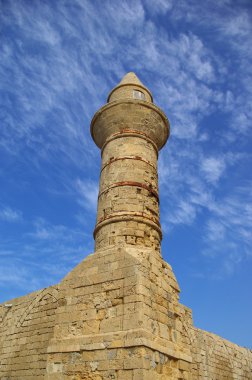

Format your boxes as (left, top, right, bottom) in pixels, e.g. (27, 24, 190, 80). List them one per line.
(0, 73, 251, 380)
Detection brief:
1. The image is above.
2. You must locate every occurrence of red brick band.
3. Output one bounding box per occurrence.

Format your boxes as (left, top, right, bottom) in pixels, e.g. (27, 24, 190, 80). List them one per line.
(101, 156, 157, 172)
(98, 181, 159, 203)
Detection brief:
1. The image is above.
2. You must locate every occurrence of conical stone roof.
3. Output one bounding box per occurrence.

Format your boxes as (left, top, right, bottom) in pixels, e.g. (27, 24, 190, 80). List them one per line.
(118, 72, 146, 87)
(107, 72, 153, 102)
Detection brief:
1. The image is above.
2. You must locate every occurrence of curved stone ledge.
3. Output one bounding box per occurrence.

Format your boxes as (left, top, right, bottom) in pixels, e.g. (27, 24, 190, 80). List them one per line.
(91, 99, 170, 150)
(93, 213, 162, 239)
(47, 328, 192, 363)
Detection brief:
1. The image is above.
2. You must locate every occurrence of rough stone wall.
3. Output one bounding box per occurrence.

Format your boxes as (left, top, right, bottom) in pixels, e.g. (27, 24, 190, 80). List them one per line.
(190, 328, 252, 379)
(1, 250, 251, 379)
(95, 133, 161, 252)
(91, 100, 168, 253)
(0, 286, 60, 379)
(46, 246, 192, 379)
(91, 73, 169, 253)
(1, 72, 252, 379)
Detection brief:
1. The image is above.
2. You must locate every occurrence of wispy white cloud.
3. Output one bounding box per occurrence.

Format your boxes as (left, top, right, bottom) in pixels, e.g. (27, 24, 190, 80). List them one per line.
(0, 0, 251, 292)
(202, 183, 252, 276)
(75, 178, 99, 212)
(102, 0, 145, 36)
(0, 207, 22, 222)
(200, 157, 226, 184)
(0, 265, 42, 291)
(159, 132, 251, 276)
(0, 216, 93, 300)
(28, 217, 85, 242)
(143, 0, 173, 15)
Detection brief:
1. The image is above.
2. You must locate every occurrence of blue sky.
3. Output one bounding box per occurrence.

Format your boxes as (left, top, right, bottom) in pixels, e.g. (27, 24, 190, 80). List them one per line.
(0, 0, 251, 348)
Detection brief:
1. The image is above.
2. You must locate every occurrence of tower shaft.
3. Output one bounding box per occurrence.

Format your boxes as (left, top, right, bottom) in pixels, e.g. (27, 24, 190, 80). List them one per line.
(91, 73, 169, 252)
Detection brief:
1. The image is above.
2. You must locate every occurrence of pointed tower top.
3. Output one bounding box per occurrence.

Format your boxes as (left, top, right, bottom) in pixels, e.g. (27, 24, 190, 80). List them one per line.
(118, 72, 145, 87)
(107, 72, 153, 103)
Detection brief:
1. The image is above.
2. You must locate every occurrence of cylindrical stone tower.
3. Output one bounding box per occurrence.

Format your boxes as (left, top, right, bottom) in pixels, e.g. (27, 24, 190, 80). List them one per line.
(91, 72, 169, 252)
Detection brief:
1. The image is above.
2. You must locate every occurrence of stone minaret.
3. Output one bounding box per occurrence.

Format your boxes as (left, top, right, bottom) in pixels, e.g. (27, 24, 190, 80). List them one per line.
(2, 72, 251, 380)
(91, 72, 169, 253)
(45, 73, 192, 379)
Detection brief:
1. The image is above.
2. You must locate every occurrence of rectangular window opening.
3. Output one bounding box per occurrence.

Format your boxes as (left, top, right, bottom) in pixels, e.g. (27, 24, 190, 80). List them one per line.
(133, 90, 146, 100)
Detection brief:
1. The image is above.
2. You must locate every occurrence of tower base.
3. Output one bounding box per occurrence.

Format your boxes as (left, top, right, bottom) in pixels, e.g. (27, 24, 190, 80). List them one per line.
(1, 247, 252, 379)
(46, 247, 192, 379)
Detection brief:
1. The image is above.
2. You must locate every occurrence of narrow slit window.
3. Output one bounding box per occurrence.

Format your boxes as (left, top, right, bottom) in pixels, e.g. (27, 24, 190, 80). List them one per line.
(133, 90, 146, 100)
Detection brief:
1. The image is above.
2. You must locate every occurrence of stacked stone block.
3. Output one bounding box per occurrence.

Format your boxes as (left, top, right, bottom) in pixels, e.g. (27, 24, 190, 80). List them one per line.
(0, 286, 59, 379)
(91, 73, 169, 252)
(0, 72, 252, 379)
(46, 246, 192, 379)
(190, 328, 252, 379)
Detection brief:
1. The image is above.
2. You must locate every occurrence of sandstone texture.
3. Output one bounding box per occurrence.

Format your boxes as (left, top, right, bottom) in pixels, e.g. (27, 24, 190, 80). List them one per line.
(1, 72, 251, 379)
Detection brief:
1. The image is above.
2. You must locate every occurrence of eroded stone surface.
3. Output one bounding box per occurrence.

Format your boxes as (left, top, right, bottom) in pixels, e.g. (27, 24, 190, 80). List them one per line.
(1, 73, 251, 379)
(1, 247, 251, 379)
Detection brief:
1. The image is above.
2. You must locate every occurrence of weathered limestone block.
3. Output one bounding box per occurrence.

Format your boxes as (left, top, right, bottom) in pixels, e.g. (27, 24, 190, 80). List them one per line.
(0, 286, 60, 379)
(91, 73, 169, 253)
(1, 252, 252, 379)
(46, 246, 192, 379)
(1, 72, 252, 379)
(189, 327, 252, 380)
